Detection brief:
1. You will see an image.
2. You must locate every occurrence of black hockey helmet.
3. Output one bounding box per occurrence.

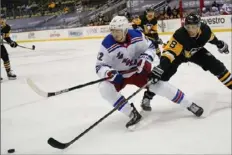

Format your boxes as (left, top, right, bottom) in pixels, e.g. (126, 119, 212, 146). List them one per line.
(146, 6, 154, 13)
(184, 13, 201, 26)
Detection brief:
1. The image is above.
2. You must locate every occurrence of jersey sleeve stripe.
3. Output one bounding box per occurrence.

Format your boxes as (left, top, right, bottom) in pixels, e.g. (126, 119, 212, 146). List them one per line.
(162, 50, 176, 62)
(107, 43, 120, 51)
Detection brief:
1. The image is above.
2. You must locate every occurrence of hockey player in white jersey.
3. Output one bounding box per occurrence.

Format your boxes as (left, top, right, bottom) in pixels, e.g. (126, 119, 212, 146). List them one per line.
(95, 16, 204, 128)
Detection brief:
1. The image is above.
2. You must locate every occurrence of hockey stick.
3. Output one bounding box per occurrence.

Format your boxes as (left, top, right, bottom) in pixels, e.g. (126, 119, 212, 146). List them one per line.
(26, 77, 110, 97)
(18, 44, 36, 50)
(47, 80, 152, 149)
(3, 41, 35, 50)
(27, 68, 138, 97)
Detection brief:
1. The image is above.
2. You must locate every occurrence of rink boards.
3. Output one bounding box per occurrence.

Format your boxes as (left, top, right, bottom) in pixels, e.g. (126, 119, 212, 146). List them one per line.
(9, 15, 232, 43)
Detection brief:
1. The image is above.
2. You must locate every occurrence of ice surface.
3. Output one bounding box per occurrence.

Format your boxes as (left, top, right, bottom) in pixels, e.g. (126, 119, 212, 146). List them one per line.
(1, 32, 231, 154)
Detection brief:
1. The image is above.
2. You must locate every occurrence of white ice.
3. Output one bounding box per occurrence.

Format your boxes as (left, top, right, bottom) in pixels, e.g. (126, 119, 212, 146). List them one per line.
(1, 32, 231, 154)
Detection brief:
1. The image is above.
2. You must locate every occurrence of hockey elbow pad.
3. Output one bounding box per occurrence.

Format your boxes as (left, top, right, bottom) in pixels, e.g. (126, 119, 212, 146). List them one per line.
(159, 56, 172, 72)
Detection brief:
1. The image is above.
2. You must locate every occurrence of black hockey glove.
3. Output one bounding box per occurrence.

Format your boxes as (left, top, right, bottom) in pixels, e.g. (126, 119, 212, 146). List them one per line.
(149, 65, 164, 84)
(156, 38, 163, 45)
(217, 40, 229, 54)
(151, 37, 163, 45)
(10, 41, 18, 48)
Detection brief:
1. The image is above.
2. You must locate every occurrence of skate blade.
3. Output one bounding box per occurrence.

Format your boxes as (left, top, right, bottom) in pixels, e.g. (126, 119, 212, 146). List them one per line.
(8, 77, 17, 80)
(127, 117, 153, 131)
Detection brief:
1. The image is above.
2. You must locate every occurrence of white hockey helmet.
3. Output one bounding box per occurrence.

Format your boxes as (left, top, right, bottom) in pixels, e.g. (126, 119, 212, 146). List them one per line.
(109, 16, 129, 31)
(109, 16, 129, 42)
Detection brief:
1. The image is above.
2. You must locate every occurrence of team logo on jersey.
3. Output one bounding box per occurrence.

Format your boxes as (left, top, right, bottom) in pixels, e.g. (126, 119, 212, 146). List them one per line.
(184, 47, 202, 58)
(117, 52, 123, 59)
(122, 58, 137, 66)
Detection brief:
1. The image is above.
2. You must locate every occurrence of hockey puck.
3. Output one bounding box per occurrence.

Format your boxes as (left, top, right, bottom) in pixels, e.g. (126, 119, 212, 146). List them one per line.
(7, 149, 15, 153)
(32, 45, 35, 50)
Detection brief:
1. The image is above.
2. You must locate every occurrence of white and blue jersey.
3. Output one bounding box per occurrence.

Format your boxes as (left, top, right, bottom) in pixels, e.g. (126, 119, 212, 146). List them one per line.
(96, 29, 156, 79)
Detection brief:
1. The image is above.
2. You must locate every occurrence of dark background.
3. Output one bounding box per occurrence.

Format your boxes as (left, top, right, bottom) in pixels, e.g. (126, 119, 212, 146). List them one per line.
(1, 0, 111, 7)
(2, 0, 32, 5)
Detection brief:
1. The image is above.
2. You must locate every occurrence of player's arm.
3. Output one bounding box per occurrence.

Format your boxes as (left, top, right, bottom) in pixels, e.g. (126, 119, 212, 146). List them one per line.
(146, 19, 163, 44)
(137, 33, 156, 74)
(159, 35, 183, 71)
(132, 17, 143, 32)
(208, 26, 229, 54)
(149, 35, 184, 83)
(151, 23, 158, 33)
(96, 45, 113, 78)
(95, 45, 123, 84)
(1, 24, 12, 43)
(1, 24, 18, 48)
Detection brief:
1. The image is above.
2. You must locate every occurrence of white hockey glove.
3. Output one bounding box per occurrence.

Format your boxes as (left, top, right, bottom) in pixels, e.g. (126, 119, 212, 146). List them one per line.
(217, 40, 229, 54)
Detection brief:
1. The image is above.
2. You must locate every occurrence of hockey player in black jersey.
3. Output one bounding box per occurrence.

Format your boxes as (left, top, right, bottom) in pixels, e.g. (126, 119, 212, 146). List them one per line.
(143, 13, 231, 112)
(132, 7, 163, 57)
(132, 7, 164, 111)
(1, 15, 17, 81)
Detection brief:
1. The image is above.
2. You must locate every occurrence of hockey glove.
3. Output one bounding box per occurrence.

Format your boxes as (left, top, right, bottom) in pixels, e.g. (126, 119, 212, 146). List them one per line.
(217, 40, 229, 54)
(157, 38, 163, 45)
(150, 65, 164, 84)
(137, 54, 152, 75)
(106, 70, 123, 85)
(10, 41, 18, 48)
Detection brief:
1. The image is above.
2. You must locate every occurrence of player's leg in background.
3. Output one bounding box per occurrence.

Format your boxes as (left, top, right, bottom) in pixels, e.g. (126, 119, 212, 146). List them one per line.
(148, 81, 204, 117)
(190, 48, 232, 90)
(1, 45, 16, 80)
(98, 81, 141, 128)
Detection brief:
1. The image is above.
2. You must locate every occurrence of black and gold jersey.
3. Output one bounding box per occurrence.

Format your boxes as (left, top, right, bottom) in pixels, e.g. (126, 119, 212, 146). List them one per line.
(132, 15, 158, 40)
(1, 23, 12, 43)
(162, 22, 215, 63)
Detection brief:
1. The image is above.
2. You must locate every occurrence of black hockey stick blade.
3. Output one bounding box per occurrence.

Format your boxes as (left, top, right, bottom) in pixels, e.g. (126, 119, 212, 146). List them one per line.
(18, 44, 35, 50)
(47, 80, 152, 149)
(3, 41, 35, 50)
(47, 138, 68, 149)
